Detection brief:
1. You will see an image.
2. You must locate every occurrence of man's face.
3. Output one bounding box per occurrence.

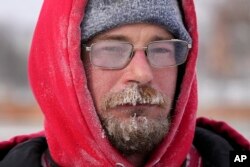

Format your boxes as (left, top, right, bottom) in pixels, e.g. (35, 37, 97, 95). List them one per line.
(84, 23, 177, 154)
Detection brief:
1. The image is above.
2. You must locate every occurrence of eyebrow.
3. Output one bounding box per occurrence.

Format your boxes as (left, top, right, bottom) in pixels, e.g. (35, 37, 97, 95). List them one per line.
(150, 35, 173, 41)
(93, 35, 130, 42)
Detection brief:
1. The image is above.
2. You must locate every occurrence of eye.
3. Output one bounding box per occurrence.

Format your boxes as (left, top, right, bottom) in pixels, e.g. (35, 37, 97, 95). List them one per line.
(102, 46, 123, 52)
(150, 48, 171, 53)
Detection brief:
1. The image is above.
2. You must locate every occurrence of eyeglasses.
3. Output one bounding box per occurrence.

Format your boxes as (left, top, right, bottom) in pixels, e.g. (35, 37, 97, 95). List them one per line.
(83, 39, 192, 69)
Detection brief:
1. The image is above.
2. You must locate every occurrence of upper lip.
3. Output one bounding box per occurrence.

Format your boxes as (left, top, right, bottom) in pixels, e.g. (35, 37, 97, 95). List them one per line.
(114, 103, 158, 108)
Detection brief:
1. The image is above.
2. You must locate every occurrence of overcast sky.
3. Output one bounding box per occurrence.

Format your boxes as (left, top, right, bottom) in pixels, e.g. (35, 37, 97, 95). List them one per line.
(0, 0, 43, 27)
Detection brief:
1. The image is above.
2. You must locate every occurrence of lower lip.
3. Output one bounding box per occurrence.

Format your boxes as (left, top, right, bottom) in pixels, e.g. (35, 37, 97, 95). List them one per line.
(106, 104, 167, 118)
(110, 104, 158, 111)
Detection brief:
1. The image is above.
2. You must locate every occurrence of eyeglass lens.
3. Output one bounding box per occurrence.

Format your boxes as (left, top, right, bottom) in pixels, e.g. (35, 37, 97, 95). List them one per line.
(89, 40, 189, 69)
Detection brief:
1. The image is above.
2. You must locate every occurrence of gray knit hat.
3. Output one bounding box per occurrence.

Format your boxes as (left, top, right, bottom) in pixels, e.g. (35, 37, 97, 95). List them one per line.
(81, 0, 192, 44)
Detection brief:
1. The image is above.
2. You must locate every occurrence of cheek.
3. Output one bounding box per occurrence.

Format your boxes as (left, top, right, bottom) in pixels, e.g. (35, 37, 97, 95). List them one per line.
(153, 68, 177, 99)
(87, 68, 121, 111)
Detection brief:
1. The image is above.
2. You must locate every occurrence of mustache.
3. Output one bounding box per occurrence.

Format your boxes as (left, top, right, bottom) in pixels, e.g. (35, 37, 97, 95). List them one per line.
(101, 84, 168, 111)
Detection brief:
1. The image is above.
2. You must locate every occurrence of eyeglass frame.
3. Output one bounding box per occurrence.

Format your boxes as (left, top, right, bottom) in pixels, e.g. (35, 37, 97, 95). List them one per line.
(83, 39, 192, 70)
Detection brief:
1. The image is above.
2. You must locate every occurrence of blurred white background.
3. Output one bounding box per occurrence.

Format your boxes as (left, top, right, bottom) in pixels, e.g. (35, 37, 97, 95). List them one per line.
(0, 0, 249, 140)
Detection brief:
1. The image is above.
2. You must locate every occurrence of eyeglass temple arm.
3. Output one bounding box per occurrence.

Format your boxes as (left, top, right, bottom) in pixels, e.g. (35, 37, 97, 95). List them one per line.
(82, 43, 91, 51)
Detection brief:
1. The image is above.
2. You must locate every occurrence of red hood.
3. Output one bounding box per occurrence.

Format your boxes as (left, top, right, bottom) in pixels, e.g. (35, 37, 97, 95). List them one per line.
(28, 0, 198, 166)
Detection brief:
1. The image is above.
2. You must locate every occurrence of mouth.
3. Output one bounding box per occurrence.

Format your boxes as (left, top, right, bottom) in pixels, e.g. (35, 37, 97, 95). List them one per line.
(113, 103, 159, 109)
(101, 84, 168, 111)
(108, 102, 166, 111)
(108, 103, 162, 117)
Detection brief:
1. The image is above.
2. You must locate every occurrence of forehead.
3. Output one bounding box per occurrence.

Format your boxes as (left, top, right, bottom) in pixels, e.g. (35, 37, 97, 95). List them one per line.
(89, 23, 174, 44)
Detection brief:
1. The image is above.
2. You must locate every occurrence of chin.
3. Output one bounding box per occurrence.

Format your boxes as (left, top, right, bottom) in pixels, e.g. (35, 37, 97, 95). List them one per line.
(99, 110, 171, 155)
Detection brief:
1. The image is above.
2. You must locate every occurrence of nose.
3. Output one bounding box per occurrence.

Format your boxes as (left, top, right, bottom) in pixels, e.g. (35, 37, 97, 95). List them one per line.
(123, 50, 153, 85)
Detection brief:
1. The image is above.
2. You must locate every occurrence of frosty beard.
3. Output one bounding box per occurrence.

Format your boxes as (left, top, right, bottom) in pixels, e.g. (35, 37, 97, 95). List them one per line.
(99, 84, 171, 155)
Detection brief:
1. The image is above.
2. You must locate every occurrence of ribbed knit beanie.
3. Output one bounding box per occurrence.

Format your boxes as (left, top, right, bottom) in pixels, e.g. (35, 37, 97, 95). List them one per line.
(81, 0, 192, 44)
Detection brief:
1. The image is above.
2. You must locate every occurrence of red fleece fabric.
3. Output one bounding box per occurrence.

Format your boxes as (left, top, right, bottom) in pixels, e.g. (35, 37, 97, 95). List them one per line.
(27, 0, 198, 166)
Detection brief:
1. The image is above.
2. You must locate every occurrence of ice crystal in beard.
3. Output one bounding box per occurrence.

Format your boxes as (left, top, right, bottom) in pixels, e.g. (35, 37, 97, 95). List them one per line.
(101, 84, 168, 111)
(101, 113, 170, 155)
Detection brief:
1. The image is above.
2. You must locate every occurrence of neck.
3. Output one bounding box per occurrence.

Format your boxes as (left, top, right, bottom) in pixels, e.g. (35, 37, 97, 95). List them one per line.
(126, 153, 148, 167)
